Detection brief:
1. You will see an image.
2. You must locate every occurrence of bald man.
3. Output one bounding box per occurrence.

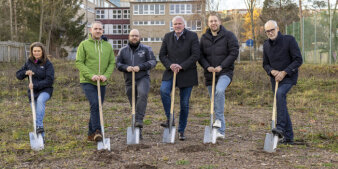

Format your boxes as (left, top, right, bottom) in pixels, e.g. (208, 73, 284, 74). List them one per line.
(263, 20, 303, 145)
(116, 29, 157, 139)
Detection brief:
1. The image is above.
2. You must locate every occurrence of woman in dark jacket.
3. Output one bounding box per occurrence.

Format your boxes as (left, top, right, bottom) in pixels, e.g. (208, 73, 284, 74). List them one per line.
(16, 42, 54, 136)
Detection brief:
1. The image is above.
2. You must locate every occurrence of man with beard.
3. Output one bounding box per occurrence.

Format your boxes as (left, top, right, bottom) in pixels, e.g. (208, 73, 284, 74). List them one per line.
(116, 29, 157, 139)
(198, 13, 239, 139)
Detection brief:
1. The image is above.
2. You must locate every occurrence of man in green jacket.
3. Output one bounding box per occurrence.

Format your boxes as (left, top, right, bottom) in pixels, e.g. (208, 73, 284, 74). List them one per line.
(76, 21, 115, 142)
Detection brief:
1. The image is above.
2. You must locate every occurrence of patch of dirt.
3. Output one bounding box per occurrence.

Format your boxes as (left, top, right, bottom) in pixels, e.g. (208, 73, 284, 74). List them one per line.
(90, 150, 122, 164)
(178, 144, 207, 153)
(126, 144, 151, 151)
(124, 163, 157, 169)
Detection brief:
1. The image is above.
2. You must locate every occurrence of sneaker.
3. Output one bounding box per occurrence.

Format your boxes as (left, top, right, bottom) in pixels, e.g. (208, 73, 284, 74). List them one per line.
(36, 127, 44, 135)
(135, 121, 143, 128)
(216, 131, 225, 139)
(179, 132, 185, 141)
(160, 120, 175, 128)
(213, 119, 221, 128)
(272, 128, 284, 138)
(93, 130, 102, 142)
(279, 138, 294, 145)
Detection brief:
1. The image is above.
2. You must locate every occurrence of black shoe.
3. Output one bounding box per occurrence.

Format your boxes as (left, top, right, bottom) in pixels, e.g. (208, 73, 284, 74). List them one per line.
(272, 128, 284, 138)
(160, 120, 175, 128)
(179, 132, 185, 141)
(36, 127, 44, 135)
(134, 121, 143, 128)
(139, 128, 143, 140)
(279, 138, 294, 145)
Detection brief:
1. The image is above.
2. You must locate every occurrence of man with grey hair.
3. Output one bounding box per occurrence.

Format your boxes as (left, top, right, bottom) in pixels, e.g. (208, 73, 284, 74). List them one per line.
(76, 21, 115, 142)
(116, 29, 157, 139)
(263, 20, 303, 145)
(159, 16, 200, 140)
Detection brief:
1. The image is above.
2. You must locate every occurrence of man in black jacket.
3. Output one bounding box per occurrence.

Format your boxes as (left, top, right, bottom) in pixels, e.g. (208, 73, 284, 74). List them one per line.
(159, 16, 200, 140)
(199, 13, 239, 139)
(116, 29, 157, 139)
(263, 20, 303, 145)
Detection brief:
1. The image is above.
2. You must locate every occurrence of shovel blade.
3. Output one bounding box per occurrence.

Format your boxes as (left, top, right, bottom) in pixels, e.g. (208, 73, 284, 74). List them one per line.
(97, 138, 111, 151)
(203, 126, 217, 144)
(29, 132, 44, 151)
(127, 127, 140, 145)
(263, 133, 279, 153)
(162, 126, 176, 143)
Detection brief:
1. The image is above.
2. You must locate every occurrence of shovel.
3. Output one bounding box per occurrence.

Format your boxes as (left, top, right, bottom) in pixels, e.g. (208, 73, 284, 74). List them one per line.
(264, 81, 279, 153)
(127, 71, 140, 144)
(203, 72, 218, 144)
(97, 80, 111, 151)
(28, 74, 44, 151)
(162, 72, 177, 143)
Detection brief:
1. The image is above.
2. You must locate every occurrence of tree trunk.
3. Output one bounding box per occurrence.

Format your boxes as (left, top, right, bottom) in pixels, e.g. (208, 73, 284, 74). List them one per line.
(85, 0, 88, 35)
(46, 0, 56, 56)
(13, 0, 17, 41)
(39, 0, 44, 42)
(299, 0, 303, 53)
(9, 0, 13, 41)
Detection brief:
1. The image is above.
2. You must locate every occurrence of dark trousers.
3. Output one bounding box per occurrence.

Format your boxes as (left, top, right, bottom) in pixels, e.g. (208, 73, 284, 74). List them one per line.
(272, 82, 294, 141)
(81, 83, 106, 136)
(125, 76, 150, 123)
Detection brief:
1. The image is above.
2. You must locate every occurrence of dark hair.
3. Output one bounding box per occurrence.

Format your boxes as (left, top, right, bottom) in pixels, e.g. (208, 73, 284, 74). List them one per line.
(29, 42, 47, 65)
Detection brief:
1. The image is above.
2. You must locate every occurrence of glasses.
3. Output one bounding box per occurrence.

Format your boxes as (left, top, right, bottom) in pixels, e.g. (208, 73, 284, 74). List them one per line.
(265, 28, 276, 34)
(129, 35, 139, 37)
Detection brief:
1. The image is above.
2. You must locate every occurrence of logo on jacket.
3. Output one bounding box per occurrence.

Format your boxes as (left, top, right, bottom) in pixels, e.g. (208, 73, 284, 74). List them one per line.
(138, 51, 145, 57)
(40, 66, 44, 69)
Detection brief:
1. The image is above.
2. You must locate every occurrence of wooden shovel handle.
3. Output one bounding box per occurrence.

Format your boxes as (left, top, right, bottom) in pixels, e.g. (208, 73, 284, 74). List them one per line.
(272, 81, 279, 127)
(132, 71, 135, 115)
(170, 72, 176, 115)
(210, 72, 215, 115)
(29, 75, 37, 134)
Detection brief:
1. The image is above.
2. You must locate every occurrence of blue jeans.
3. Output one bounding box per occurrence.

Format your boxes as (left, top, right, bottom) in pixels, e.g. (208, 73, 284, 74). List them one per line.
(272, 82, 294, 141)
(126, 76, 150, 123)
(160, 78, 193, 133)
(33, 92, 50, 137)
(207, 75, 231, 135)
(81, 83, 106, 136)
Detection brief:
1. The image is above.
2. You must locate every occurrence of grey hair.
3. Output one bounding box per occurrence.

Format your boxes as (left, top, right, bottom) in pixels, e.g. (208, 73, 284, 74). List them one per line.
(172, 16, 186, 25)
(265, 20, 278, 28)
(91, 21, 103, 28)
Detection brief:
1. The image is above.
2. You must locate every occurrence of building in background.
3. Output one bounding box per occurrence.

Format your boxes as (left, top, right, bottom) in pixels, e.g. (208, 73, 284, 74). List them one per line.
(130, 0, 205, 57)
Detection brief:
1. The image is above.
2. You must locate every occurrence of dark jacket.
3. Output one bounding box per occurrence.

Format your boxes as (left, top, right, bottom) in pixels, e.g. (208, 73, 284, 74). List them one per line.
(116, 43, 157, 85)
(263, 32, 303, 85)
(159, 29, 200, 88)
(16, 59, 55, 100)
(198, 25, 239, 86)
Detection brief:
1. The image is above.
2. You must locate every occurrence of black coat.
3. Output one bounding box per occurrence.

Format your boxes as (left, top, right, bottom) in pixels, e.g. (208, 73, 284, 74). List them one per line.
(16, 59, 54, 100)
(198, 25, 239, 86)
(263, 32, 303, 85)
(116, 43, 157, 85)
(159, 29, 200, 88)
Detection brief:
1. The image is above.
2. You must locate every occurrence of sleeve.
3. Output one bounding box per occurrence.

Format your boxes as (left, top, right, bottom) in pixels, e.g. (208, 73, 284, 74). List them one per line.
(16, 61, 28, 80)
(179, 32, 200, 70)
(138, 46, 157, 70)
(159, 34, 172, 69)
(198, 37, 211, 69)
(116, 48, 129, 72)
(220, 32, 239, 68)
(284, 37, 303, 76)
(263, 43, 273, 75)
(75, 42, 94, 79)
(34, 61, 54, 90)
(103, 46, 115, 79)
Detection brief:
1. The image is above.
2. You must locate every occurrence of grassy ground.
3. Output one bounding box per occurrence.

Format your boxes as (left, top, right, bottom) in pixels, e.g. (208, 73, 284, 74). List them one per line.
(0, 59, 337, 168)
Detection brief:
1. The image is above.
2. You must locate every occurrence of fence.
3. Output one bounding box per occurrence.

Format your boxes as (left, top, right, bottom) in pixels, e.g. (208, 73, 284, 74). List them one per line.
(0, 41, 30, 62)
(286, 10, 337, 64)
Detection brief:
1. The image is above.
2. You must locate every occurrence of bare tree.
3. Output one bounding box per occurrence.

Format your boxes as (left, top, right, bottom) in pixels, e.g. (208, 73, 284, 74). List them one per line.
(39, 0, 44, 42)
(244, 0, 258, 60)
(299, 0, 303, 53)
(9, 0, 13, 41)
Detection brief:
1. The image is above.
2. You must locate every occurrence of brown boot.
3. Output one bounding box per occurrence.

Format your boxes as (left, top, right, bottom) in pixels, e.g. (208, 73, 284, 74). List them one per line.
(94, 130, 102, 142)
(88, 133, 95, 141)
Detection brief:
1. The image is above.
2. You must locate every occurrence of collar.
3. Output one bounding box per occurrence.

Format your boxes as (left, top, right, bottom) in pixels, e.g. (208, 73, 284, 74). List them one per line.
(268, 31, 282, 45)
(174, 30, 185, 40)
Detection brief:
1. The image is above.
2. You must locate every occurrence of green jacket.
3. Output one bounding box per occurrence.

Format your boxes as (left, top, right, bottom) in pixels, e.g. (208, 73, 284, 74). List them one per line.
(76, 35, 115, 86)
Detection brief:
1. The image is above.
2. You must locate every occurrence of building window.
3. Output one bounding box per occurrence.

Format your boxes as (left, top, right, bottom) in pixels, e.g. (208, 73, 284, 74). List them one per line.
(133, 20, 165, 26)
(123, 9, 130, 19)
(170, 4, 192, 15)
(113, 25, 122, 34)
(96, 9, 105, 19)
(141, 37, 163, 42)
(133, 4, 165, 15)
(123, 24, 130, 34)
(112, 9, 122, 19)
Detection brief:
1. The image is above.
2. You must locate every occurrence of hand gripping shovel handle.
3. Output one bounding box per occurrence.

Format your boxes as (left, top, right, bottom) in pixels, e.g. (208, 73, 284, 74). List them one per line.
(131, 71, 136, 132)
(97, 80, 106, 142)
(29, 75, 37, 136)
(169, 72, 177, 131)
(271, 81, 279, 128)
(210, 72, 216, 127)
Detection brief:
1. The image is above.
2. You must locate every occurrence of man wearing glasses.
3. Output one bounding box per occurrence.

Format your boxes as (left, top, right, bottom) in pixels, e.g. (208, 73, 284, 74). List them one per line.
(263, 20, 303, 145)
